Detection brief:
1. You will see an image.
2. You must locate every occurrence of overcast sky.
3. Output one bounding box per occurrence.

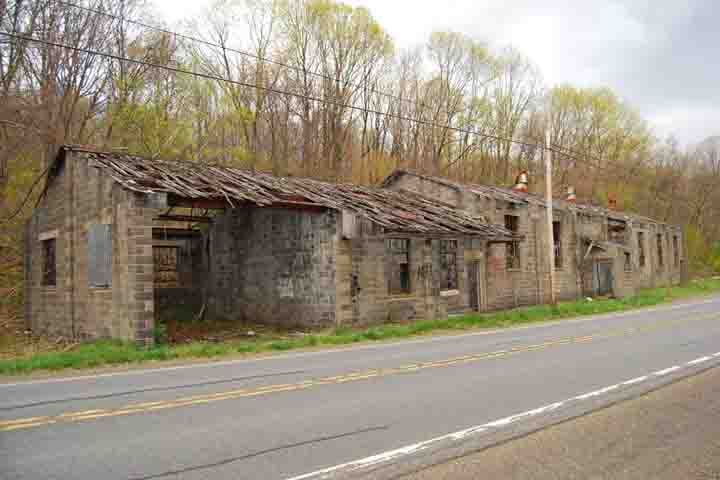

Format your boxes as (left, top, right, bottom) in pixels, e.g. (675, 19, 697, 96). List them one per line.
(157, 0, 720, 146)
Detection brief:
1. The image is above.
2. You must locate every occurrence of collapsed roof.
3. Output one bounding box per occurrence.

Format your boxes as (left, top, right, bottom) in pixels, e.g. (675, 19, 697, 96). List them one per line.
(57, 146, 518, 240)
(383, 169, 677, 228)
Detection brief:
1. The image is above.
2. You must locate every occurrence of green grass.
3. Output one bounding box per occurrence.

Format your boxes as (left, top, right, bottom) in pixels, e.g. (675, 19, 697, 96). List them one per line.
(2, 278, 719, 376)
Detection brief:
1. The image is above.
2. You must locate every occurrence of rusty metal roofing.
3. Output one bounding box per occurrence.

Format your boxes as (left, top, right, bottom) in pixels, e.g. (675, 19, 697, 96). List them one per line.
(60, 146, 517, 239)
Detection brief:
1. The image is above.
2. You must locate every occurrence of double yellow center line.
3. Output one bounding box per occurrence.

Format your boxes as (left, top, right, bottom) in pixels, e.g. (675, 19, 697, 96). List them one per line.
(1, 312, 717, 433)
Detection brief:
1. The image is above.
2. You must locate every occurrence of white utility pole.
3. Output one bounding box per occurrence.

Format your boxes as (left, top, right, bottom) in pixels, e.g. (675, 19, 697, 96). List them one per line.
(545, 129, 556, 304)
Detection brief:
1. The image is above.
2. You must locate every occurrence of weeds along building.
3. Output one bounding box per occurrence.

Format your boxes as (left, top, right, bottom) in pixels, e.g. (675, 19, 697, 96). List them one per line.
(382, 170, 685, 311)
(25, 146, 519, 344)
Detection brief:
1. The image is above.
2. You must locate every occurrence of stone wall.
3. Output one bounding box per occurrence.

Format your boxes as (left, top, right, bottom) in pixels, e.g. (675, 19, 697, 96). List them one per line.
(207, 207, 337, 328)
(25, 152, 156, 344)
(631, 222, 682, 290)
(335, 226, 454, 326)
(383, 171, 686, 310)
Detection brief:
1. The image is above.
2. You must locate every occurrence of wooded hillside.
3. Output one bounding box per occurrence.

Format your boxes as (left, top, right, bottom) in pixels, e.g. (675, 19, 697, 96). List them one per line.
(2, 0, 720, 323)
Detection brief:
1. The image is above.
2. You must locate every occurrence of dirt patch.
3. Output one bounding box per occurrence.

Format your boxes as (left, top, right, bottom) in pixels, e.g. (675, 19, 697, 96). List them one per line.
(0, 328, 79, 361)
(165, 318, 279, 344)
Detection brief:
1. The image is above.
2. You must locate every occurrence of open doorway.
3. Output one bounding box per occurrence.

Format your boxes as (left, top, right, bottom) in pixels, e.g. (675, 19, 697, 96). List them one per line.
(593, 260, 614, 297)
(152, 226, 207, 326)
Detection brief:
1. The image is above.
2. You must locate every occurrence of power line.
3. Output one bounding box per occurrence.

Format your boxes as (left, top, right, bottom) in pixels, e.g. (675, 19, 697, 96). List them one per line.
(549, 143, 645, 175)
(0, 29, 541, 152)
(0, 161, 52, 225)
(30, 0, 629, 173)
(56, 0, 530, 154)
(54, 0, 432, 114)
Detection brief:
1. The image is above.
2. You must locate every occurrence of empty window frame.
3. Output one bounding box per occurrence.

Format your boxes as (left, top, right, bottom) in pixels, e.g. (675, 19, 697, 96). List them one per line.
(624, 252, 633, 272)
(607, 219, 628, 244)
(42, 238, 56, 286)
(504, 215, 520, 270)
(387, 239, 411, 295)
(657, 234, 664, 268)
(553, 221, 563, 269)
(673, 236, 680, 267)
(638, 232, 646, 267)
(440, 239, 459, 290)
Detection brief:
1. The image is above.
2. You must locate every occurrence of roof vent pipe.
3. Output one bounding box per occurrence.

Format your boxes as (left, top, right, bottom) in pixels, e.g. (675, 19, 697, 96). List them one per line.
(513, 171, 529, 192)
(566, 186, 577, 202)
(608, 194, 618, 210)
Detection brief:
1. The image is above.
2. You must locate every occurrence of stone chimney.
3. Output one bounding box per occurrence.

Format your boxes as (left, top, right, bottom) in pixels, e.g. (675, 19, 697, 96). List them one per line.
(565, 186, 577, 202)
(513, 171, 529, 192)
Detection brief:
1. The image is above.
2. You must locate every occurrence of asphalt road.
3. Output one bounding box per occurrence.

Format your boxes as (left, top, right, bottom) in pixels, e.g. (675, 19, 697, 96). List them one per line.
(407, 357, 720, 480)
(2, 296, 720, 480)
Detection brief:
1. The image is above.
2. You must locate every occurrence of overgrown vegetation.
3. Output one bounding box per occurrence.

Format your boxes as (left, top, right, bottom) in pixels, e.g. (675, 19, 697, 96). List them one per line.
(3, 0, 720, 330)
(1, 278, 719, 376)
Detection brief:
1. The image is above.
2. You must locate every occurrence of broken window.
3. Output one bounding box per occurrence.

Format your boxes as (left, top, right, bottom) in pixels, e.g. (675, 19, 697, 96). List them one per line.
(607, 219, 627, 244)
(553, 221, 563, 269)
(154, 246, 180, 288)
(638, 232, 646, 267)
(42, 239, 56, 286)
(440, 239, 458, 290)
(387, 239, 411, 295)
(505, 215, 520, 270)
(657, 234, 664, 268)
(88, 224, 112, 288)
(673, 236, 680, 268)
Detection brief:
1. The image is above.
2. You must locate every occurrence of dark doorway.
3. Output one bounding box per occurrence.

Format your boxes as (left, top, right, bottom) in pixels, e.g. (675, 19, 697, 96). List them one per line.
(594, 261, 613, 297)
(153, 229, 206, 324)
(468, 261, 481, 312)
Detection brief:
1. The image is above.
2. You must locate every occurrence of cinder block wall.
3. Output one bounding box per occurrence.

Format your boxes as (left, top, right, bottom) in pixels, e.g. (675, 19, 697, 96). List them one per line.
(335, 228, 449, 327)
(26, 152, 155, 344)
(386, 174, 596, 310)
(631, 222, 683, 290)
(208, 207, 338, 328)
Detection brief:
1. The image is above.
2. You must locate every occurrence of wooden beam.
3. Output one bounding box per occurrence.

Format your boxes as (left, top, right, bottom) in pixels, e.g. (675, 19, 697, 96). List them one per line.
(167, 195, 230, 210)
(156, 214, 213, 223)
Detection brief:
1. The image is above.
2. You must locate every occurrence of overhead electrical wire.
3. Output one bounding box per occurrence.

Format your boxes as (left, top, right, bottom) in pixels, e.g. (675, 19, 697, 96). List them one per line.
(53, 0, 433, 113)
(0, 29, 542, 151)
(32, 0, 621, 170)
(51, 0, 545, 152)
(0, 12, 624, 223)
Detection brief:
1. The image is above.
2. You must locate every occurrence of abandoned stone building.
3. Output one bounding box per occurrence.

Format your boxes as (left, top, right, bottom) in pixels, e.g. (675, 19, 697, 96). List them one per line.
(25, 146, 519, 344)
(382, 170, 685, 311)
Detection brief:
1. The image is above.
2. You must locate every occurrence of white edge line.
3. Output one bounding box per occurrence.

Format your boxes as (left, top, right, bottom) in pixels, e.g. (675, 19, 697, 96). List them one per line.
(4, 298, 718, 388)
(284, 352, 720, 480)
(654, 366, 682, 376)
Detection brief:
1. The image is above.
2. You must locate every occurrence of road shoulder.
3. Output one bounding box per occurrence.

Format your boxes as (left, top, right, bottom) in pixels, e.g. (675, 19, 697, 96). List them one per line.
(406, 365, 720, 480)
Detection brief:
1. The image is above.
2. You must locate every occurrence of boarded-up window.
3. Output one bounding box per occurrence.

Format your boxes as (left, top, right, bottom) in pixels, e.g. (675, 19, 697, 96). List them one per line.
(505, 215, 520, 270)
(638, 232, 646, 267)
(42, 239, 56, 286)
(553, 221, 563, 269)
(657, 234, 664, 268)
(387, 239, 410, 295)
(440, 240, 458, 290)
(154, 246, 179, 287)
(88, 224, 112, 287)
